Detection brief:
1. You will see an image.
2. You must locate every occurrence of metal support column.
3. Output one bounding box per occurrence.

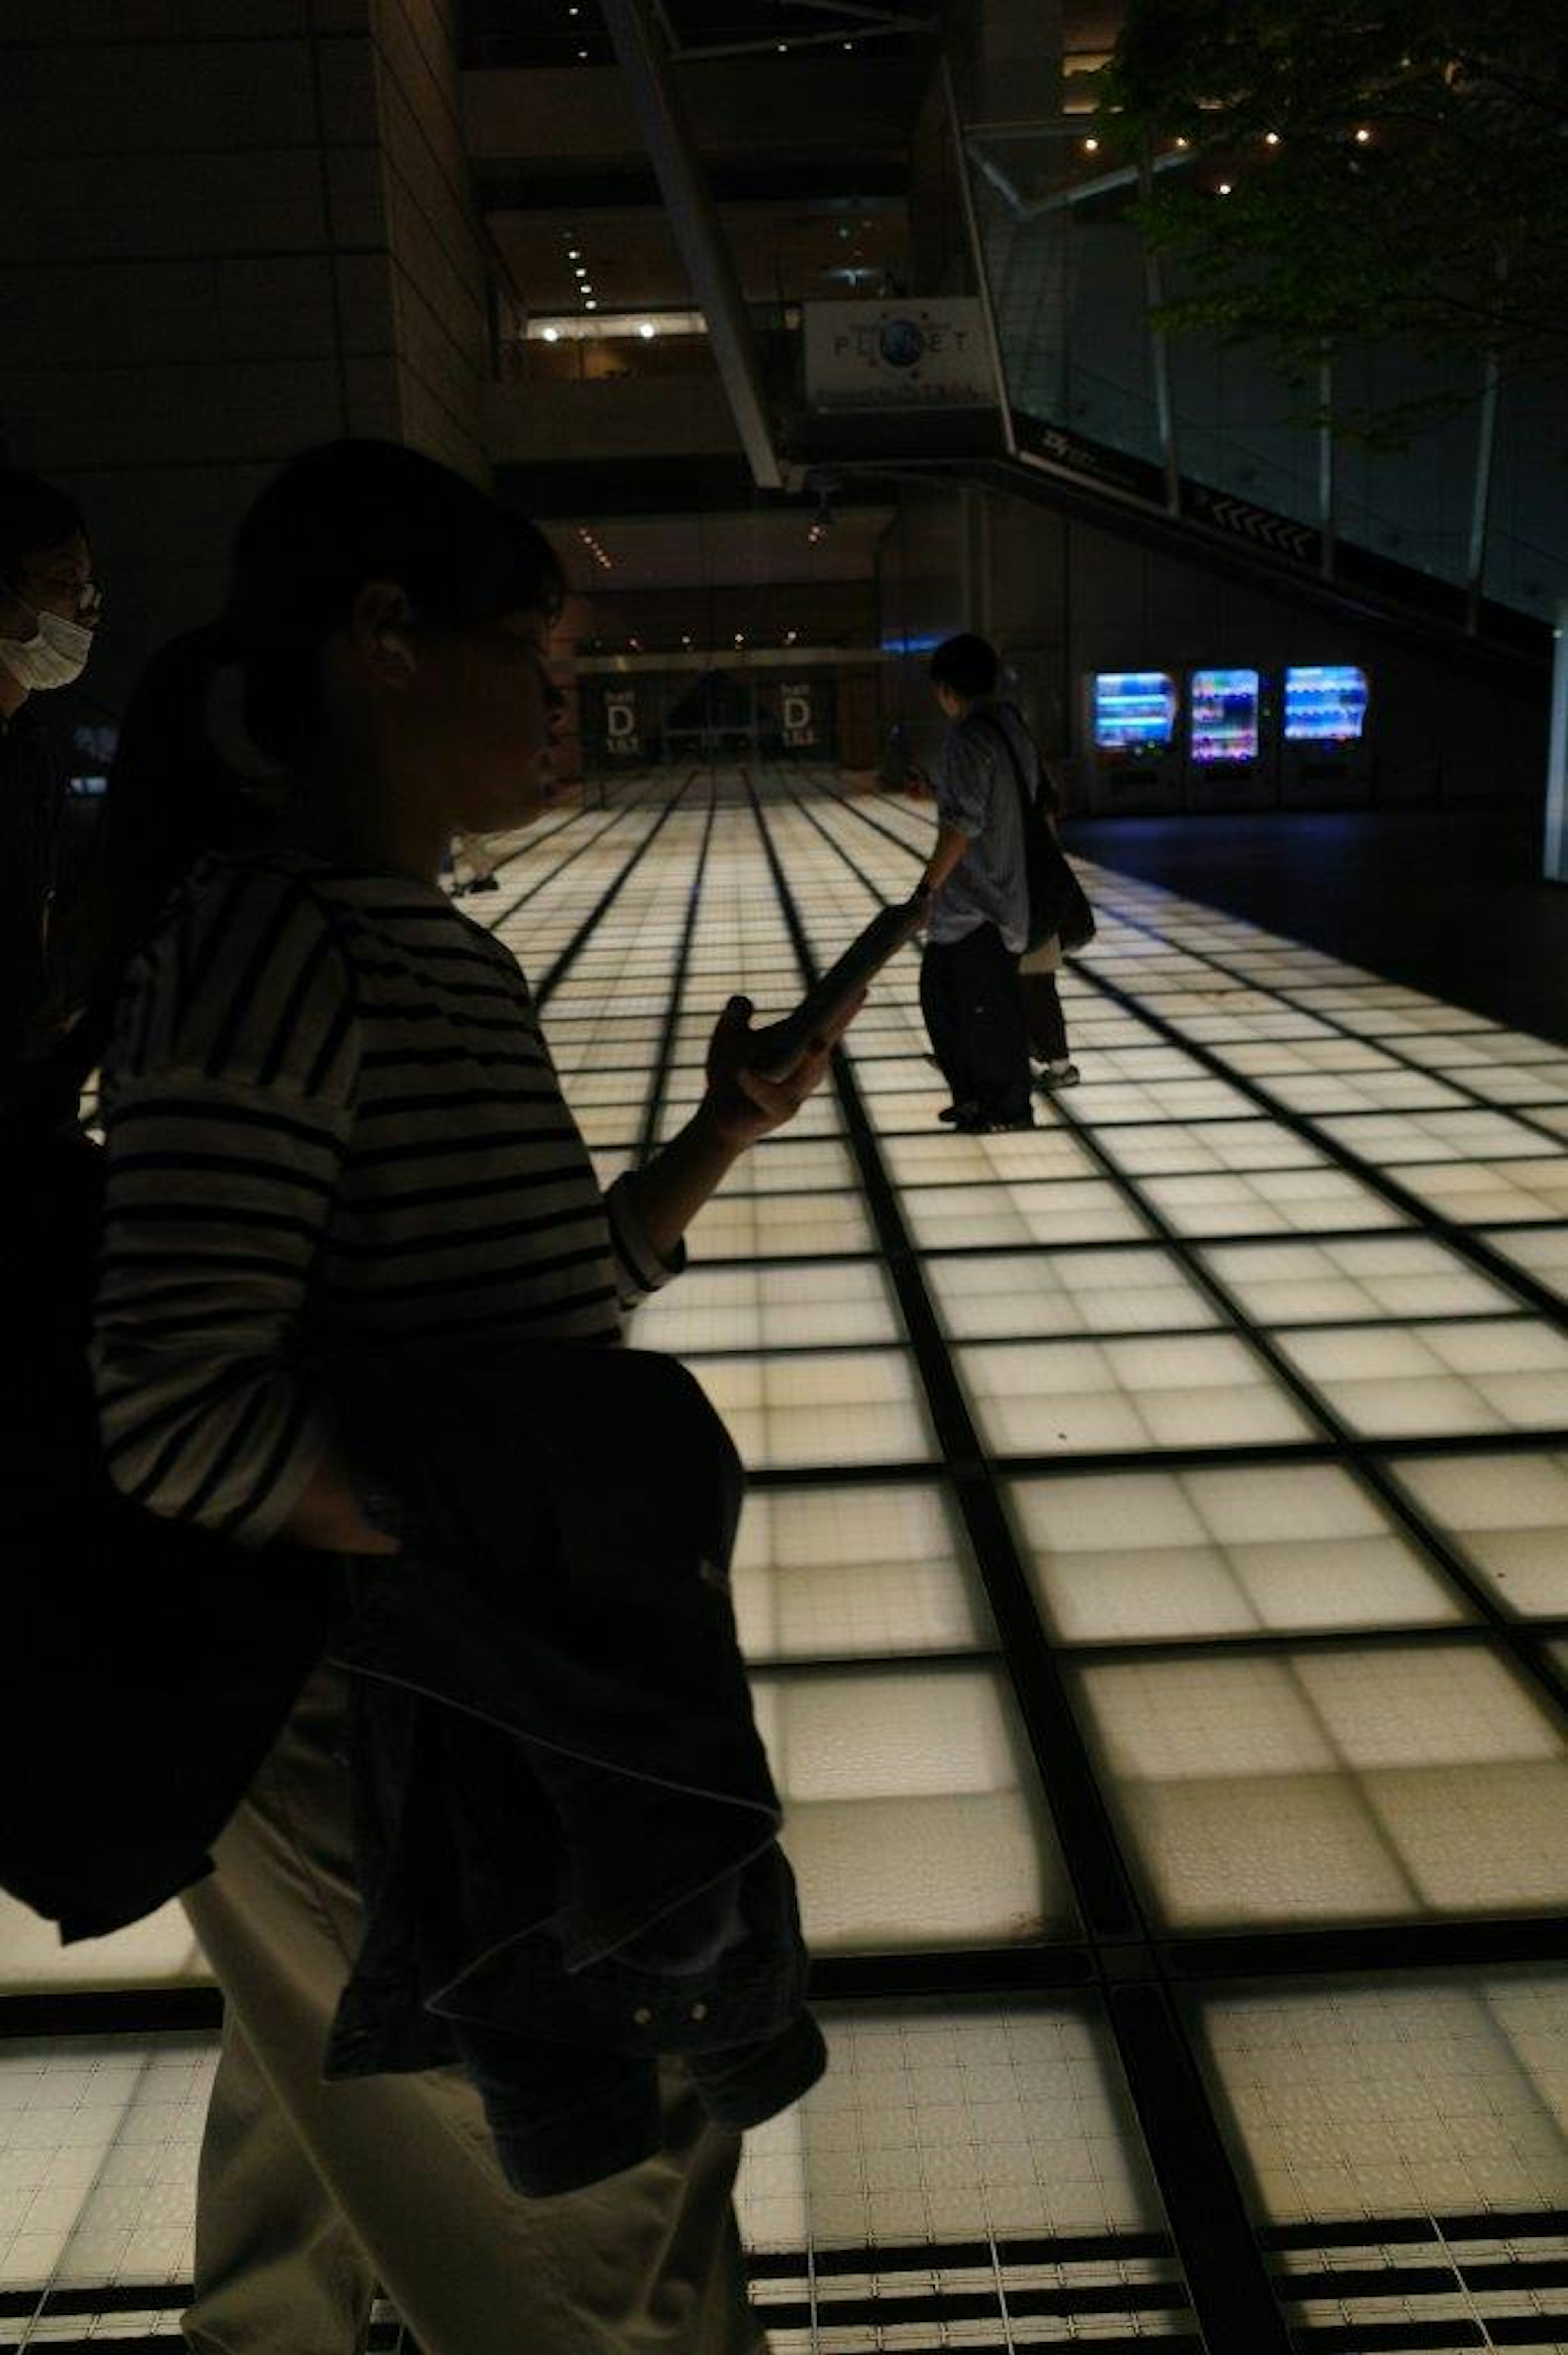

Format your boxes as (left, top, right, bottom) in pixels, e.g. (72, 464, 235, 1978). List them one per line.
(598, 0, 786, 491)
(1317, 343, 1336, 580)
(942, 53, 1018, 457)
(1465, 347, 1502, 635)
(1138, 140, 1181, 517)
(1546, 598, 1568, 884)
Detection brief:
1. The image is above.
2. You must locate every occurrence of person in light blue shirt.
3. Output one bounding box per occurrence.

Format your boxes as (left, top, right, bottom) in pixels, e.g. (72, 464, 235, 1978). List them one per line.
(916, 633, 1035, 1131)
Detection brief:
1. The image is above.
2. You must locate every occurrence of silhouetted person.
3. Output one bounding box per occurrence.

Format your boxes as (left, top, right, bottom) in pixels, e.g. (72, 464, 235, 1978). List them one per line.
(917, 633, 1035, 1131)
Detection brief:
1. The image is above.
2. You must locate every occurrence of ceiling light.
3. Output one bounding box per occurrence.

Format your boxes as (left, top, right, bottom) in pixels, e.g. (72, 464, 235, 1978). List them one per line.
(1083, 136, 1099, 153)
(1264, 130, 1281, 145)
(843, 40, 853, 49)
(1174, 136, 1189, 149)
(581, 283, 593, 295)
(543, 326, 559, 342)
(584, 298, 597, 309)
(1355, 125, 1372, 142)
(569, 248, 582, 261)
(1216, 180, 1233, 194)
(638, 322, 656, 339)
(681, 633, 692, 647)
(777, 42, 787, 52)
(578, 47, 588, 60)
(734, 632, 744, 645)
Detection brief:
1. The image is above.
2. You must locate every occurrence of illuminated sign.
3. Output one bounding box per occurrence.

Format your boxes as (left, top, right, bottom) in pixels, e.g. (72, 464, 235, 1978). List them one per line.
(1284, 665, 1368, 742)
(1093, 671, 1176, 751)
(1190, 668, 1260, 763)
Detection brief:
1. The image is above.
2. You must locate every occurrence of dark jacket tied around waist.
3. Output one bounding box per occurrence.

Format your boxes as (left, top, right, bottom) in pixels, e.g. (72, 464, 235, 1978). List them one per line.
(320, 1337, 827, 2197)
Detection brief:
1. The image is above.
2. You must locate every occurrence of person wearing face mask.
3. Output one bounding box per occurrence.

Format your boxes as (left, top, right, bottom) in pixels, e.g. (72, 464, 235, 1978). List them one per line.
(0, 466, 101, 1110)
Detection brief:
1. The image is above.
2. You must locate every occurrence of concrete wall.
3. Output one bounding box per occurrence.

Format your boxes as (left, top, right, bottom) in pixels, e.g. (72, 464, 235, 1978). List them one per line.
(876, 476, 1551, 806)
(0, 0, 490, 729)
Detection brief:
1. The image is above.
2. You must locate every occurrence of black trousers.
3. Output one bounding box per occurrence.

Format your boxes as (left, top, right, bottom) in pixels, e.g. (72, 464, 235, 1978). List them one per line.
(920, 925, 1033, 1122)
(1021, 971, 1069, 1064)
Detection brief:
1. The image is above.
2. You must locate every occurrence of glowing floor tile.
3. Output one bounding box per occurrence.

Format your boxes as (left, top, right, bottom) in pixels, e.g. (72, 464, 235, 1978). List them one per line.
(880, 1127, 1096, 1188)
(1066, 1077, 1257, 1123)
(630, 1260, 901, 1353)
(1095, 1121, 1323, 1178)
(1009, 1463, 1461, 1641)
(1392, 1159, 1568, 1224)
(1528, 1102, 1568, 1140)
(732, 1482, 991, 1661)
(899, 1180, 1149, 1251)
(737, 2003, 1172, 2249)
(689, 1350, 934, 1469)
(571, 1102, 643, 1150)
(0, 1899, 204, 1997)
(1140, 1167, 1409, 1238)
(1073, 1644, 1568, 1927)
(1202, 1236, 1519, 1324)
(1254, 1070, 1475, 1117)
(686, 1191, 873, 1261)
(1275, 1318, 1568, 1436)
(1385, 1451, 1568, 1619)
(0, 2036, 213, 2291)
(959, 1334, 1314, 1457)
(1481, 1224, 1568, 1303)
(753, 1667, 1074, 1948)
(715, 1137, 859, 1196)
(1317, 1108, 1556, 1164)
(1194, 1975, 1568, 2222)
(927, 1247, 1218, 1340)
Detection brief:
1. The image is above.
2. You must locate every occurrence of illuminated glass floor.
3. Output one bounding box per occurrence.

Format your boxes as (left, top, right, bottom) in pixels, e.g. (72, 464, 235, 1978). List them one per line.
(4, 771, 1565, 2355)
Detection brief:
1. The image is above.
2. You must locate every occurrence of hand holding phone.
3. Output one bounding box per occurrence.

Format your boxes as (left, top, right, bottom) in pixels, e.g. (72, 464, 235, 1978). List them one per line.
(743, 891, 928, 1082)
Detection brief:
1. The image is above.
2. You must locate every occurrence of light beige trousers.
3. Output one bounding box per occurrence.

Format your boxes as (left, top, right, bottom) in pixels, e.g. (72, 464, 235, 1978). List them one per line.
(180, 1660, 763, 2355)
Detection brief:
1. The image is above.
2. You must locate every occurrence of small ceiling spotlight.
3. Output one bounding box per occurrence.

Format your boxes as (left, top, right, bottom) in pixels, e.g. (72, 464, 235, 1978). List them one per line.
(734, 631, 745, 645)
(543, 326, 560, 342)
(1174, 135, 1189, 149)
(1354, 125, 1372, 142)
(1083, 136, 1099, 153)
(639, 322, 656, 339)
(1216, 180, 1233, 194)
(584, 298, 597, 310)
(681, 633, 693, 647)
(1264, 131, 1281, 145)
(568, 246, 581, 259)
(784, 629, 798, 645)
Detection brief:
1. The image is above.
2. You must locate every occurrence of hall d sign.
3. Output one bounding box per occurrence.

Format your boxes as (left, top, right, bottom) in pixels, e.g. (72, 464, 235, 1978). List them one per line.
(804, 300, 993, 411)
(782, 684, 814, 746)
(604, 688, 640, 755)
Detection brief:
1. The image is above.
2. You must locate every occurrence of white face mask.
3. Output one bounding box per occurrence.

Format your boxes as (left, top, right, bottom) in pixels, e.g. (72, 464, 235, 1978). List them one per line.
(0, 603, 95, 692)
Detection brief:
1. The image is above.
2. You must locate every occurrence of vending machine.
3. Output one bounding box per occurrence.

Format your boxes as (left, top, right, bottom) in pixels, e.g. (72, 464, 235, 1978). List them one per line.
(1183, 667, 1277, 810)
(1083, 671, 1182, 813)
(1279, 664, 1371, 806)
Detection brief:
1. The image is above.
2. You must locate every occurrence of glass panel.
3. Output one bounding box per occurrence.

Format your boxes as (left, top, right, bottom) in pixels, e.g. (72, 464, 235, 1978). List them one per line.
(689, 1350, 934, 1469)
(1203, 1236, 1519, 1325)
(1481, 1224, 1568, 1305)
(684, 1191, 875, 1262)
(899, 1180, 1149, 1250)
(1010, 1465, 1464, 1643)
(1385, 1451, 1568, 1619)
(1096, 1120, 1323, 1177)
(0, 2035, 214, 2290)
(737, 2000, 1183, 2261)
(630, 1260, 901, 1353)
(1391, 1160, 1568, 1224)
(960, 1334, 1315, 1457)
(1072, 1644, 1568, 1928)
(0, 1898, 204, 1997)
(732, 1482, 991, 1663)
(1194, 1974, 1568, 2222)
(752, 1668, 1076, 1949)
(1140, 1168, 1409, 1238)
(1275, 1319, 1568, 1438)
(927, 1246, 1219, 1340)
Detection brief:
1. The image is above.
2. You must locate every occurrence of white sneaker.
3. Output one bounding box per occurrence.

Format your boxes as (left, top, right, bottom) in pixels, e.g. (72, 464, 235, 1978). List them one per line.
(1035, 1061, 1080, 1090)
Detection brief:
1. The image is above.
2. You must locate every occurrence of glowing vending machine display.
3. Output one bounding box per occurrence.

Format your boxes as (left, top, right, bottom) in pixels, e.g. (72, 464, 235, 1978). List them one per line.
(1189, 668, 1261, 764)
(1284, 665, 1368, 742)
(1093, 671, 1177, 752)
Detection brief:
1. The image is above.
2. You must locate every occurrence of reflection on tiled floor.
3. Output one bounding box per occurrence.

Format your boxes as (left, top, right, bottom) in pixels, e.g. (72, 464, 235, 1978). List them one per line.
(8, 775, 1566, 2346)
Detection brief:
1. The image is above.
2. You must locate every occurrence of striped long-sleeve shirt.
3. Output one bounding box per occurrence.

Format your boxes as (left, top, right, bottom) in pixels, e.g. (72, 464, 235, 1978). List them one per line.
(90, 848, 679, 1548)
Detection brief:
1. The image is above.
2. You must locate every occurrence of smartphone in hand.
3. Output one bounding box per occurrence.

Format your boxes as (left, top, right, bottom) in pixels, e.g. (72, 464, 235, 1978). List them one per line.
(743, 892, 928, 1082)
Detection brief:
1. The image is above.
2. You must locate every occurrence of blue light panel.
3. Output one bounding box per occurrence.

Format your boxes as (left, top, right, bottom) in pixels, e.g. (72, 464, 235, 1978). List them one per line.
(1094, 673, 1176, 751)
(1285, 665, 1369, 742)
(1190, 669, 1260, 765)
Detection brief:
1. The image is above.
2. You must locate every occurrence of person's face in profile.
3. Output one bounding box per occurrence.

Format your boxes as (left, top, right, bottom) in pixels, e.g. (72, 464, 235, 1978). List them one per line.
(424, 603, 566, 834)
(0, 529, 101, 643)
